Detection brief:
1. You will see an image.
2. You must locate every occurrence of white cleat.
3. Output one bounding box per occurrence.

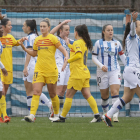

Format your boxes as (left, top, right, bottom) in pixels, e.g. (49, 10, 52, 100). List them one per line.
(113, 117, 119, 122)
(49, 116, 59, 122)
(49, 105, 54, 118)
(91, 118, 98, 123)
(24, 114, 35, 123)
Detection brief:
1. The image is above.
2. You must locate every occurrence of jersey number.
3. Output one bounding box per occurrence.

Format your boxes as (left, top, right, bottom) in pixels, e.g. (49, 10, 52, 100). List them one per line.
(34, 72, 38, 78)
(83, 50, 87, 66)
(97, 77, 101, 83)
(137, 73, 140, 79)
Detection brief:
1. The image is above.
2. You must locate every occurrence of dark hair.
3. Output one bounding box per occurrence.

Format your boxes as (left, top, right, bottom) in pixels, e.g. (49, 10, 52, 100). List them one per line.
(41, 18, 51, 27)
(102, 24, 112, 38)
(25, 19, 39, 36)
(123, 22, 131, 50)
(1, 18, 10, 27)
(75, 24, 93, 52)
(57, 22, 68, 36)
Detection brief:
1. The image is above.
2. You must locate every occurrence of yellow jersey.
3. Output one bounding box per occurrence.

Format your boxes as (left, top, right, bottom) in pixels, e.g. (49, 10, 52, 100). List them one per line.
(33, 34, 61, 76)
(0, 34, 19, 72)
(68, 39, 90, 79)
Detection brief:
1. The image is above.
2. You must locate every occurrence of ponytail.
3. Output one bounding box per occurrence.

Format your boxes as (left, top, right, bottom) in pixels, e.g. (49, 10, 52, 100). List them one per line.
(123, 22, 131, 50)
(25, 19, 39, 36)
(75, 24, 92, 52)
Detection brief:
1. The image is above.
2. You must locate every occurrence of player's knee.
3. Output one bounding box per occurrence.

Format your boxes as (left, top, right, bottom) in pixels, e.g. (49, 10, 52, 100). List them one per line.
(111, 90, 119, 96)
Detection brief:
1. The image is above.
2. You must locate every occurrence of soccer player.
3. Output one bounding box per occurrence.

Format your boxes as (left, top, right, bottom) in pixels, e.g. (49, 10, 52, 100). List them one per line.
(19, 18, 68, 122)
(92, 24, 126, 122)
(0, 23, 8, 123)
(50, 20, 74, 114)
(22, 19, 54, 118)
(0, 16, 21, 122)
(49, 24, 101, 123)
(102, 11, 140, 127)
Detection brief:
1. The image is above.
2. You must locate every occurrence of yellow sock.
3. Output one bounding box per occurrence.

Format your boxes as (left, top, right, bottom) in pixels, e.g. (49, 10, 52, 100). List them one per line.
(61, 98, 72, 118)
(51, 95, 59, 115)
(87, 96, 99, 114)
(0, 95, 7, 117)
(30, 95, 40, 116)
(0, 108, 2, 118)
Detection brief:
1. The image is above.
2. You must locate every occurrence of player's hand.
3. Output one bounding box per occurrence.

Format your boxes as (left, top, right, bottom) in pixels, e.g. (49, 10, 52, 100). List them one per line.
(61, 20, 71, 25)
(64, 37, 70, 46)
(0, 13, 5, 20)
(102, 66, 108, 72)
(23, 67, 28, 77)
(132, 11, 138, 22)
(1, 68, 8, 76)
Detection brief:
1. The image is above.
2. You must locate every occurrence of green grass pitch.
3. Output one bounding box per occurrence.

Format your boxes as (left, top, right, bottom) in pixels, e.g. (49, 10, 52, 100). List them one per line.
(0, 117, 139, 140)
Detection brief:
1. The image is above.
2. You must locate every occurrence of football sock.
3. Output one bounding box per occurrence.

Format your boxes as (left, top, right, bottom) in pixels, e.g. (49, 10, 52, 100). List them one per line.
(61, 98, 72, 118)
(51, 95, 59, 115)
(0, 95, 7, 117)
(107, 98, 125, 118)
(87, 96, 99, 114)
(27, 96, 32, 111)
(40, 93, 52, 108)
(112, 95, 119, 117)
(101, 97, 109, 114)
(30, 95, 40, 116)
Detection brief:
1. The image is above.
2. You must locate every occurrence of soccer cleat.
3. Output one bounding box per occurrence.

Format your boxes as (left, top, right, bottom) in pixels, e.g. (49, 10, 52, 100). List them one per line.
(49, 105, 54, 118)
(24, 114, 35, 123)
(4, 116, 10, 123)
(102, 114, 113, 127)
(49, 116, 65, 122)
(0, 117, 4, 123)
(113, 117, 119, 122)
(91, 115, 102, 123)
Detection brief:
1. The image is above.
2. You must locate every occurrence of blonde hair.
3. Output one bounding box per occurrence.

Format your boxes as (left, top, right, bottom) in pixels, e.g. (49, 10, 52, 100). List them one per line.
(41, 18, 51, 27)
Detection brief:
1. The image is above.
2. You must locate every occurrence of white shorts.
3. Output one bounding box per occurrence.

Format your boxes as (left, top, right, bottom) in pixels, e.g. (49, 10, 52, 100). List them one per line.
(97, 69, 121, 89)
(57, 64, 70, 86)
(123, 66, 140, 89)
(23, 67, 34, 83)
(0, 78, 3, 91)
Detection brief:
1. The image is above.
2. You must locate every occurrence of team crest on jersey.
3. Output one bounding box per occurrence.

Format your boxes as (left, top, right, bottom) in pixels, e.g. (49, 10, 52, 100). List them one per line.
(42, 41, 44, 44)
(38, 46, 40, 50)
(115, 43, 117, 46)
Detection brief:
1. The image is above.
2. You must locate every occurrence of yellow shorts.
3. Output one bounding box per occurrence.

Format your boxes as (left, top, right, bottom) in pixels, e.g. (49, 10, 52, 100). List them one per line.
(67, 78, 90, 91)
(1, 71, 13, 84)
(32, 71, 58, 84)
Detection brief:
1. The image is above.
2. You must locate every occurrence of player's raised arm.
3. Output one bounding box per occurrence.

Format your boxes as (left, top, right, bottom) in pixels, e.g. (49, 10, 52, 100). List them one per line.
(50, 20, 71, 35)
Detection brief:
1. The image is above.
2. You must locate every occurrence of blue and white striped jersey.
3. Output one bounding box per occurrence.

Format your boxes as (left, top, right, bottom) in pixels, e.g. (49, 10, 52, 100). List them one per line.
(0, 41, 3, 55)
(55, 36, 74, 65)
(24, 32, 37, 68)
(125, 34, 140, 67)
(92, 39, 124, 71)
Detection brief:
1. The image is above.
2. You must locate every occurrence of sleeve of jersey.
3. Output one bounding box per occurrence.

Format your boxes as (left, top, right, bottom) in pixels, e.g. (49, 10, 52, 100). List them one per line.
(53, 36, 61, 48)
(92, 41, 99, 55)
(130, 21, 136, 37)
(74, 42, 82, 54)
(33, 39, 38, 51)
(27, 36, 33, 49)
(67, 52, 82, 63)
(11, 36, 20, 46)
(0, 61, 5, 69)
(118, 43, 126, 65)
